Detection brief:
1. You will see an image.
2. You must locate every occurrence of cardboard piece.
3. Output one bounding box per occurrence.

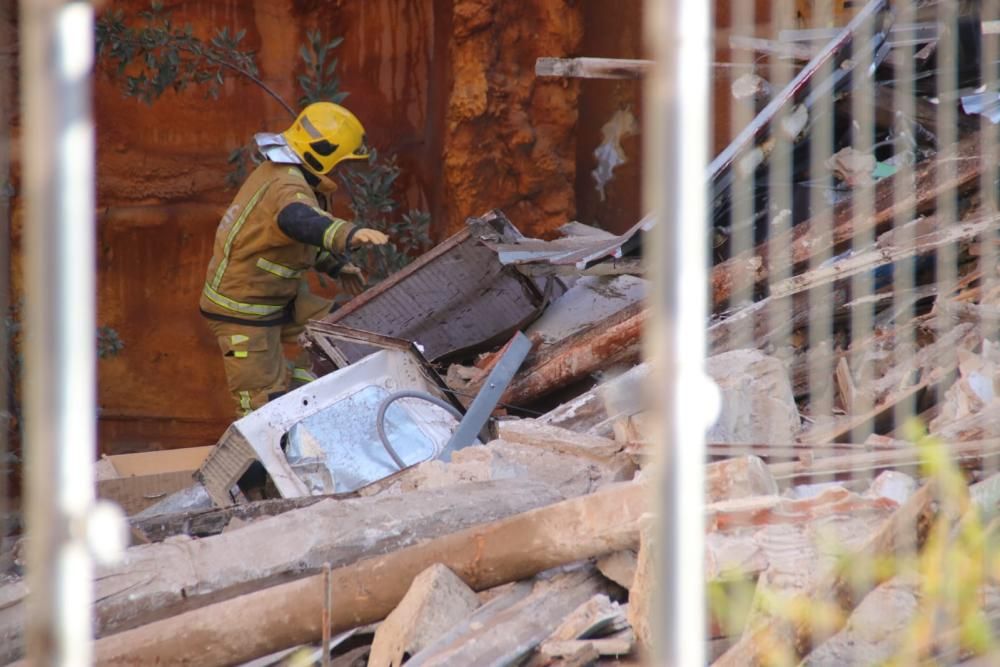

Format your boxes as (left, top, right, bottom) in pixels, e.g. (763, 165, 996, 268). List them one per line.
(97, 447, 212, 516)
(102, 446, 213, 477)
(97, 471, 197, 516)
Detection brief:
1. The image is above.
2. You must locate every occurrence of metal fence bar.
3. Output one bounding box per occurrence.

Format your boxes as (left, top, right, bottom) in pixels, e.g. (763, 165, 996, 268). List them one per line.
(806, 0, 838, 475)
(20, 0, 98, 663)
(727, 0, 757, 353)
(847, 1, 877, 449)
(980, 0, 1000, 476)
(645, 0, 712, 664)
(889, 0, 919, 452)
(0, 0, 14, 548)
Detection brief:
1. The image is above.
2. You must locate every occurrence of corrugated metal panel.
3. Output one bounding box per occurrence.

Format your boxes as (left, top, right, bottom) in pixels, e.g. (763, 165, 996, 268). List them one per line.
(315, 210, 550, 365)
(485, 214, 655, 269)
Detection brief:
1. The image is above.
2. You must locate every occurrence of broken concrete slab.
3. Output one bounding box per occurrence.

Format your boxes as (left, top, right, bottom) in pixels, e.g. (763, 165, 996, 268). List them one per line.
(408, 582, 535, 664)
(706, 349, 800, 444)
(800, 572, 922, 666)
(540, 630, 635, 659)
(704, 487, 900, 583)
(0, 479, 563, 664)
(497, 419, 625, 461)
(705, 455, 779, 503)
(525, 274, 648, 349)
(536, 363, 649, 437)
(405, 570, 607, 667)
(864, 470, 918, 506)
(390, 439, 635, 499)
(930, 339, 1000, 433)
(368, 564, 480, 667)
(537, 640, 600, 665)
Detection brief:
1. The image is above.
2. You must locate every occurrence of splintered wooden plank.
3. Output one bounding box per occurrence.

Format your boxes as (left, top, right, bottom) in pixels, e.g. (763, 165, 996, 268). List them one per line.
(712, 133, 984, 310)
(768, 439, 1000, 482)
(535, 57, 651, 80)
(410, 571, 606, 666)
(501, 303, 646, 407)
(794, 322, 979, 446)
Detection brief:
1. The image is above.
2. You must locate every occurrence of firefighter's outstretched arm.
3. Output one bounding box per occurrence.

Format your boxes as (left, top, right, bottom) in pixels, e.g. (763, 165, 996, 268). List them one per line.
(276, 202, 388, 253)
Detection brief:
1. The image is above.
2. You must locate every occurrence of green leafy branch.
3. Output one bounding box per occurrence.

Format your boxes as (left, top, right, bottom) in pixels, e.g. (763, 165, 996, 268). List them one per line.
(95, 1, 294, 116)
(339, 151, 432, 285)
(298, 30, 348, 107)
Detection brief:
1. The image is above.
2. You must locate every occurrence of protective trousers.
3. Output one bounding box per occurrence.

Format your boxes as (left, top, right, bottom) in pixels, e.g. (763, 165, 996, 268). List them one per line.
(207, 282, 333, 418)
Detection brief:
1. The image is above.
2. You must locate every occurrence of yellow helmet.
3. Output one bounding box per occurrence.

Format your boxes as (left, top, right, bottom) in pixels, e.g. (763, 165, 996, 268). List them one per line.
(281, 102, 369, 176)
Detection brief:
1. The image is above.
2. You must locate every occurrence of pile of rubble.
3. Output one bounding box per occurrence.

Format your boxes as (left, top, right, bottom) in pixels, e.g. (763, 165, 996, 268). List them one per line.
(0, 209, 655, 666)
(703, 1, 1000, 664)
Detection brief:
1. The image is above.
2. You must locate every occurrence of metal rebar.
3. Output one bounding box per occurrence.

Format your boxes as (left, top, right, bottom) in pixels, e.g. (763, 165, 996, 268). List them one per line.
(322, 562, 332, 667)
(20, 1, 98, 663)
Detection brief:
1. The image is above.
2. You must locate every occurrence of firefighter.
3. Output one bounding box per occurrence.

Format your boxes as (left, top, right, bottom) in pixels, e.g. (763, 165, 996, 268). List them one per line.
(200, 102, 390, 418)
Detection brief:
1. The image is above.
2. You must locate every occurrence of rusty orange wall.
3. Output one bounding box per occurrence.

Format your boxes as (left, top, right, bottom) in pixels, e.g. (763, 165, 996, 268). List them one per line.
(9, 0, 585, 454)
(441, 0, 583, 238)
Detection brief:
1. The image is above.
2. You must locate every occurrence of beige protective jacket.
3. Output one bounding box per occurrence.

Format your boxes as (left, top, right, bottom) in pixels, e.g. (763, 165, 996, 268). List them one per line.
(200, 161, 356, 323)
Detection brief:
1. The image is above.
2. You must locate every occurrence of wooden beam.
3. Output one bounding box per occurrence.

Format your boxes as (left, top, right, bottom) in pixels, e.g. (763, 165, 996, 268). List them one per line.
(501, 303, 646, 407)
(535, 57, 651, 80)
(768, 439, 1000, 482)
(768, 213, 993, 301)
(131, 494, 330, 543)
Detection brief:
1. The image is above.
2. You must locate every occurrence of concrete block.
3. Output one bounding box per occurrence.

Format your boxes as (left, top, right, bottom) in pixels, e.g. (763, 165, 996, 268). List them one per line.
(367, 564, 480, 667)
(706, 349, 800, 444)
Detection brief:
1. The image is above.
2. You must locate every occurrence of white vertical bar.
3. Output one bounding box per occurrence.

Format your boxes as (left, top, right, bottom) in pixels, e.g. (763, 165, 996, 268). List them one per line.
(0, 0, 14, 524)
(806, 0, 836, 473)
(727, 0, 756, 352)
(645, 0, 711, 664)
(891, 1, 917, 435)
(21, 1, 97, 664)
(766, 0, 797, 444)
